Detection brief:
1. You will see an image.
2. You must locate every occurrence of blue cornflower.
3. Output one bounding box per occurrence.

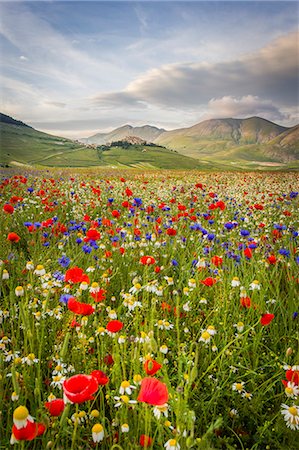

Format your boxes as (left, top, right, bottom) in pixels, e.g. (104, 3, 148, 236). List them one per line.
(171, 259, 179, 266)
(58, 256, 71, 268)
(59, 294, 72, 305)
(240, 229, 250, 237)
(53, 271, 65, 282)
(279, 248, 290, 257)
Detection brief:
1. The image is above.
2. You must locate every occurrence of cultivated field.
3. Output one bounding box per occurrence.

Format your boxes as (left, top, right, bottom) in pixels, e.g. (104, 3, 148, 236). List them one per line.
(1, 169, 299, 449)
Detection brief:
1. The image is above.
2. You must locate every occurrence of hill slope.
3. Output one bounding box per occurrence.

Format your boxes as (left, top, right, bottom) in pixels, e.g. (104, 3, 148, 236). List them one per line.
(0, 114, 203, 169)
(154, 117, 294, 160)
(0, 116, 90, 167)
(83, 124, 166, 145)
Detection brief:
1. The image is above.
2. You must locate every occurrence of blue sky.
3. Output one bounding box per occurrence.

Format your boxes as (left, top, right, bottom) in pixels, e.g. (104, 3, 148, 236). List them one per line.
(1, 1, 298, 138)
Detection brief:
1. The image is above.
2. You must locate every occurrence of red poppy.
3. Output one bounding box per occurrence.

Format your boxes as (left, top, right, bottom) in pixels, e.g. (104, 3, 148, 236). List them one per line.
(215, 200, 226, 210)
(267, 255, 277, 265)
(3, 204, 14, 214)
(260, 313, 275, 326)
(90, 289, 106, 302)
(166, 228, 177, 236)
(211, 256, 223, 267)
(140, 256, 156, 265)
(7, 232, 20, 243)
(244, 248, 252, 259)
(86, 229, 101, 241)
(103, 354, 114, 366)
(139, 434, 153, 447)
(240, 297, 251, 308)
(285, 369, 299, 386)
(12, 420, 38, 441)
(200, 277, 217, 287)
(144, 359, 162, 376)
(137, 377, 168, 406)
(65, 267, 90, 284)
(111, 210, 120, 218)
(106, 320, 123, 333)
(44, 399, 65, 416)
(63, 374, 99, 403)
(90, 370, 109, 385)
(67, 297, 95, 316)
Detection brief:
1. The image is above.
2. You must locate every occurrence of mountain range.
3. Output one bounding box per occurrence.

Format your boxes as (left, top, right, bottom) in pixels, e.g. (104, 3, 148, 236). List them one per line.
(84, 117, 299, 164)
(1, 113, 298, 169)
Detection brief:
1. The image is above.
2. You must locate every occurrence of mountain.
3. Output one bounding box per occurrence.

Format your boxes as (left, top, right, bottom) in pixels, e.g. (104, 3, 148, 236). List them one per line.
(267, 125, 299, 160)
(83, 124, 166, 145)
(153, 117, 298, 165)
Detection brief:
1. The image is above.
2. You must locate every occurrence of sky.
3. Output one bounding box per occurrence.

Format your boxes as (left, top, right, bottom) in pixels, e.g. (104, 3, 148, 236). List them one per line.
(0, 1, 298, 139)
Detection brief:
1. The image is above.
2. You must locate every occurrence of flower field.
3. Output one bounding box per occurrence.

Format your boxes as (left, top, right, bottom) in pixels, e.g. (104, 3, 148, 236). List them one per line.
(1, 169, 299, 449)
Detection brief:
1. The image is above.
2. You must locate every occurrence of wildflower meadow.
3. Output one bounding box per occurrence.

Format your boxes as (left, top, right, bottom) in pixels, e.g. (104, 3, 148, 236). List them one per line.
(1, 169, 299, 450)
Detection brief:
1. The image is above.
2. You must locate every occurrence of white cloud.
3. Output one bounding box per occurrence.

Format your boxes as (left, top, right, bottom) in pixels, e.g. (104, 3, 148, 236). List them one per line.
(204, 95, 287, 122)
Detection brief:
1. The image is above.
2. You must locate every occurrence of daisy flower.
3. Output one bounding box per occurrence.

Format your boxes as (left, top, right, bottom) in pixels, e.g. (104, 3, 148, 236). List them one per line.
(285, 382, 299, 399)
(281, 404, 299, 430)
(164, 438, 180, 450)
(119, 380, 136, 395)
(232, 382, 245, 393)
(249, 280, 261, 290)
(92, 423, 104, 442)
(199, 330, 212, 344)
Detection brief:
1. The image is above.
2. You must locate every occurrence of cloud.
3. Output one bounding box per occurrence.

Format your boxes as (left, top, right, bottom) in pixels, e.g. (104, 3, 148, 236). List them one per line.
(91, 31, 298, 115)
(204, 95, 288, 122)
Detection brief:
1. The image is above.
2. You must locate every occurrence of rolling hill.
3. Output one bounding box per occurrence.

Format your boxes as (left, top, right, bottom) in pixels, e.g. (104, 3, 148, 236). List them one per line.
(0, 113, 203, 169)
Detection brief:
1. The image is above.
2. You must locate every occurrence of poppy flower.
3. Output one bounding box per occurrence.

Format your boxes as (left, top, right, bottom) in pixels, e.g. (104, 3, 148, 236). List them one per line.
(285, 369, 299, 386)
(63, 374, 99, 403)
(90, 370, 109, 385)
(65, 266, 90, 284)
(140, 256, 156, 265)
(200, 277, 217, 287)
(260, 313, 274, 326)
(11, 421, 38, 441)
(106, 320, 123, 333)
(7, 232, 20, 243)
(90, 289, 106, 302)
(104, 354, 114, 366)
(137, 377, 168, 406)
(244, 248, 253, 259)
(144, 359, 162, 376)
(240, 297, 251, 308)
(67, 297, 95, 316)
(140, 434, 153, 447)
(3, 204, 14, 214)
(211, 256, 223, 267)
(44, 399, 65, 416)
(166, 228, 177, 236)
(267, 255, 277, 265)
(86, 229, 101, 241)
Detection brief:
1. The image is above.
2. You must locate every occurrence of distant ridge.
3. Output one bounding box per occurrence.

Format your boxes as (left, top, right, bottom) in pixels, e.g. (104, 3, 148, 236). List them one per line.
(83, 124, 166, 145)
(0, 112, 32, 128)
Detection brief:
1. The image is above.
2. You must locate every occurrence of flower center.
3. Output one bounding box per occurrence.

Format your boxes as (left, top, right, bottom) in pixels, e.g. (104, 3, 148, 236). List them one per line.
(288, 406, 298, 416)
(13, 406, 29, 421)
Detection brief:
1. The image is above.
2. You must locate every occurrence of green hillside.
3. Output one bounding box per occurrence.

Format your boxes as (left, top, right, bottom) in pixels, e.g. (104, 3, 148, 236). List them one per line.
(0, 122, 88, 166)
(0, 117, 203, 169)
(154, 117, 298, 164)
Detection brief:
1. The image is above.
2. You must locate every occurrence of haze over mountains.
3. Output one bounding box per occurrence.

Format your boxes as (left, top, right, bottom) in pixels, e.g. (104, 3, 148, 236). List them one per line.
(1, 113, 298, 169)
